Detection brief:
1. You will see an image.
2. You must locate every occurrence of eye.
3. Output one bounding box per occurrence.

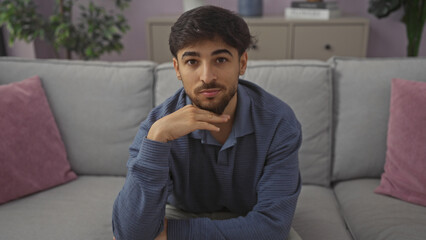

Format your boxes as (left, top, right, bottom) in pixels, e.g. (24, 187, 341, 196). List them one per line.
(216, 57, 228, 63)
(185, 59, 198, 65)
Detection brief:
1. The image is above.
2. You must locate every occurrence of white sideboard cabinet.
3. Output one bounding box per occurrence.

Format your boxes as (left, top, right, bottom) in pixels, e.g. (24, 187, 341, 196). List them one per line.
(147, 16, 369, 63)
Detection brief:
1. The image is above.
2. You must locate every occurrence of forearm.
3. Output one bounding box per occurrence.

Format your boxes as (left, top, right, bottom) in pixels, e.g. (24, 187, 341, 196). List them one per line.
(166, 199, 299, 240)
(112, 138, 171, 240)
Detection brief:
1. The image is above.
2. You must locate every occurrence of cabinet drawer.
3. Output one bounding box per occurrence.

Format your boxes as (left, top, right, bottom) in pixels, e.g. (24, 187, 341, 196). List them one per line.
(292, 24, 366, 60)
(248, 25, 289, 60)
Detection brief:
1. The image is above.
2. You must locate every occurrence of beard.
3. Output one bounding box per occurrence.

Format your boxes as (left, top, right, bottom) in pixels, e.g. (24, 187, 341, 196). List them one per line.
(188, 82, 237, 115)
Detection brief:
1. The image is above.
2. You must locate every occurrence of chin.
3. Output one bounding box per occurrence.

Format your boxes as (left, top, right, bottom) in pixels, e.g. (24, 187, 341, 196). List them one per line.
(197, 101, 228, 115)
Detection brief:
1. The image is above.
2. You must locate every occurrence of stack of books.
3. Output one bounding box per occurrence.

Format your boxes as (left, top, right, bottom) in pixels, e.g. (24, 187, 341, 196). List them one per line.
(285, 1, 341, 20)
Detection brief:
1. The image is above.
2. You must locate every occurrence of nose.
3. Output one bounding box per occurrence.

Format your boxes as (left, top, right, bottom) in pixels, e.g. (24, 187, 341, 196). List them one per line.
(200, 62, 216, 84)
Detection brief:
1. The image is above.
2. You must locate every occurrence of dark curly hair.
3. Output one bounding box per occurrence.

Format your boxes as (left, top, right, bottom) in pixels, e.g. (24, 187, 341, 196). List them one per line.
(169, 5, 255, 58)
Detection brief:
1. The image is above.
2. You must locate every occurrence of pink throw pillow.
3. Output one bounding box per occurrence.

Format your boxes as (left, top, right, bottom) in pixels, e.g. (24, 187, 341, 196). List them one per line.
(0, 76, 77, 204)
(375, 78, 426, 206)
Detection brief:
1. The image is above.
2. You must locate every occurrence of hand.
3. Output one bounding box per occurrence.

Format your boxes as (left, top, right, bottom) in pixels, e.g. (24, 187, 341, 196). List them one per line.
(155, 218, 168, 240)
(147, 105, 230, 143)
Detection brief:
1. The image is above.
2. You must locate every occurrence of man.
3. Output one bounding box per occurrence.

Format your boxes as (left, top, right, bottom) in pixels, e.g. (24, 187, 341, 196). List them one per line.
(112, 5, 302, 240)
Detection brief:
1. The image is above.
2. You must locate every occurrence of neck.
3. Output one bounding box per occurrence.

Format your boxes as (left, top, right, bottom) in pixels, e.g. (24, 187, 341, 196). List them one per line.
(223, 91, 238, 118)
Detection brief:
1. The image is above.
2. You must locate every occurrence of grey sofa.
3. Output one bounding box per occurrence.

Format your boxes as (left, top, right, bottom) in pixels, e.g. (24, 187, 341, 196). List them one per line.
(0, 56, 425, 240)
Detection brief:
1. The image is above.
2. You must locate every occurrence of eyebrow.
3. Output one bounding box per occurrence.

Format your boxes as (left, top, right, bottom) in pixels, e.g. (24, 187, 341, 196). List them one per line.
(181, 49, 233, 60)
(212, 49, 233, 57)
(181, 51, 200, 59)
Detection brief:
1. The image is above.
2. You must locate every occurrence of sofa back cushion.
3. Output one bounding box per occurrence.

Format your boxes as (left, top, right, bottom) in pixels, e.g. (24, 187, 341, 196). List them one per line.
(330, 57, 426, 182)
(0, 57, 156, 176)
(155, 60, 333, 186)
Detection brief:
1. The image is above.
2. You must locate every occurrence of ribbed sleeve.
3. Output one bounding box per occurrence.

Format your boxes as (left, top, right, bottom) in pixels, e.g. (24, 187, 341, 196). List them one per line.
(167, 219, 190, 239)
(112, 137, 171, 240)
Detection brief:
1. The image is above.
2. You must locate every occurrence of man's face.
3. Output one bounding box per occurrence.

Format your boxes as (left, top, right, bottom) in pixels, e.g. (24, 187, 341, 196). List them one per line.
(173, 38, 248, 115)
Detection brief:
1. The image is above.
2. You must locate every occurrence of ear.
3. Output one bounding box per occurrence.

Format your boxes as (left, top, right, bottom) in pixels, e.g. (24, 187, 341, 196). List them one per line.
(173, 58, 182, 80)
(239, 52, 248, 76)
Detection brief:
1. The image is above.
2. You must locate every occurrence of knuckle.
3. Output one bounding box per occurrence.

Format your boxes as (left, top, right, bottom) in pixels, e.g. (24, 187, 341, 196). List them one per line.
(186, 105, 196, 113)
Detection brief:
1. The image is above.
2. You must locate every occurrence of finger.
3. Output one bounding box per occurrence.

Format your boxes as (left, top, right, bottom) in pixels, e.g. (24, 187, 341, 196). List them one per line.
(193, 111, 230, 123)
(196, 115, 229, 125)
(195, 122, 221, 132)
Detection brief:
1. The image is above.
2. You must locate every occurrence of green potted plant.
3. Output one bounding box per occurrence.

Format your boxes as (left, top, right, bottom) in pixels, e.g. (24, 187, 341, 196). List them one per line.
(368, 0, 426, 57)
(0, 0, 131, 60)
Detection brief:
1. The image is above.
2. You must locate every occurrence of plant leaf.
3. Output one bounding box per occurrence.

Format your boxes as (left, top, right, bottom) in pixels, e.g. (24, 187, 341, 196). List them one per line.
(368, 0, 402, 18)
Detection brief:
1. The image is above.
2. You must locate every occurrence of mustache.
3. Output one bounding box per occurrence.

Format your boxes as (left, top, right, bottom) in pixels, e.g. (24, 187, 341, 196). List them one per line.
(195, 82, 226, 92)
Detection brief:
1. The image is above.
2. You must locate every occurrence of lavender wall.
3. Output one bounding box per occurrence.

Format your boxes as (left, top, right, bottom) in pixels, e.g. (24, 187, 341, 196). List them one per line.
(4, 0, 426, 60)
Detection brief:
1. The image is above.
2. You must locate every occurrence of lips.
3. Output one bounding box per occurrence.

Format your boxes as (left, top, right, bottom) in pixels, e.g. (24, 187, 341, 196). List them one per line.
(200, 89, 221, 98)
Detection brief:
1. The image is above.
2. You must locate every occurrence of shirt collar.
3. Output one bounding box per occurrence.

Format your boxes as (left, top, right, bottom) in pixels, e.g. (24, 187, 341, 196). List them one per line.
(186, 81, 254, 147)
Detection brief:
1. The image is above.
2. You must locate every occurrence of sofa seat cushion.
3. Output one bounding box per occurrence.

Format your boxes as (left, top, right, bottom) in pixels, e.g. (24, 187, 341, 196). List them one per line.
(0, 57, 156, 176)
(334, 179, 426, 240)
(0, 176, 125, 240)
(293, 185, 352, 240)
(155, 60, 333, 186)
